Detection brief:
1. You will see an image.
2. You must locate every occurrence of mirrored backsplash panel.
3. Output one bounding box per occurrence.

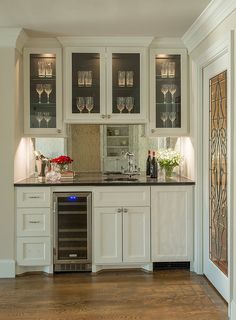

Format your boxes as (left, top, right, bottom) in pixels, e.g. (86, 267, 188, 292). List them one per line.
(34, 124, 193, 178)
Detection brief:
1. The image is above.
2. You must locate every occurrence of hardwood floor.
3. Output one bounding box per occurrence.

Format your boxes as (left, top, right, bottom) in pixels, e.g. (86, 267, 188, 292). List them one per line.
(0, 269, 227, 320)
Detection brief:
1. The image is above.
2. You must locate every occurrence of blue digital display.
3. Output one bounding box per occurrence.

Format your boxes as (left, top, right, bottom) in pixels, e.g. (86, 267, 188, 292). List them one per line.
(67, 196, 78, 201)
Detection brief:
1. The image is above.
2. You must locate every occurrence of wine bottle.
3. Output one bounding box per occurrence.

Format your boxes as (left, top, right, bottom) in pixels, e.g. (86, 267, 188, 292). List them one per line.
(150, 151, 158, 179)
(146, 150, 152, 176)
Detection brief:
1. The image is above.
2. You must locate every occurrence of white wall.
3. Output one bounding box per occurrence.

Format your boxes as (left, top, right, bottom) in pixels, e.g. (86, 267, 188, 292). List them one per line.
(0, 48, 16, 277)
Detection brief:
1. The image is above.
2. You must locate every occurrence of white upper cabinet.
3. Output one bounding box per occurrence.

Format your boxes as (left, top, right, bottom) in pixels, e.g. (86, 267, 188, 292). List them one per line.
(149, 48, 188, 136)
(63, 46, 148, 124)
(23, 48, 63, 136)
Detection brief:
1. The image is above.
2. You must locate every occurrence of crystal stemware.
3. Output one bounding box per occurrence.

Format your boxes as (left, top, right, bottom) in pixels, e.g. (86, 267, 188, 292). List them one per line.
(45, 62, 53, 78)
(38, 61, 45, 78)
(85, 71, 92, 87)
(85, 96, 94, 113)
(76, 97, 85, 113)
(35, 112, 43, 128)
(161, 84, 169, 103)
(118, 71, 126, 87)
(169, 111, 176, 128)
(160, 112, 169, 127)
(169, 84, 177, 104)
(126, 71, 134, 87)
(78, 71, 85, 87)
(126, 96, 134, 113)
(43, 84, 52, 104)
(43, 112, 51, 128)
(36, 84, 43, 104)
(168, 62, 176, 78)
(117, 97, 125, 113)
(161, 63, 168, 78)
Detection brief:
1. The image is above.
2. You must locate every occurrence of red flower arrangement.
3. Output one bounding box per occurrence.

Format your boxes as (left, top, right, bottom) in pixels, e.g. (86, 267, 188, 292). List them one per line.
(50, 155, 73, 165)
(50, 155, 73, 172)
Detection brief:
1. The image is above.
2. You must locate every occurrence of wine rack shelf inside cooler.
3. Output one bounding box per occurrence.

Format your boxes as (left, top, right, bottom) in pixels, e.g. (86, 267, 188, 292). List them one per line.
(53, 192, 92, 271)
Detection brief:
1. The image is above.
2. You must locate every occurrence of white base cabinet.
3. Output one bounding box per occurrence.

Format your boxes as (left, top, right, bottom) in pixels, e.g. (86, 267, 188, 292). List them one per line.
(93, 186, 151, 268)
(94, 206, 150, 265)
(151, 186, 193, 262)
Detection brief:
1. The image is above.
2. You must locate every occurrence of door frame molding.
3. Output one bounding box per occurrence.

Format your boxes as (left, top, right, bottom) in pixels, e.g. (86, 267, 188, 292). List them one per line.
(190, 30, 234, 311)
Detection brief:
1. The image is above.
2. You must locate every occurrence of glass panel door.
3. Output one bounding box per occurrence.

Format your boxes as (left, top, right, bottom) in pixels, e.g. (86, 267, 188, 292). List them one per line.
(72, 53, 100, 115)
(155, 54, 181, 129)
(30, 54, 56, 129)
(112, 53, 140, 115)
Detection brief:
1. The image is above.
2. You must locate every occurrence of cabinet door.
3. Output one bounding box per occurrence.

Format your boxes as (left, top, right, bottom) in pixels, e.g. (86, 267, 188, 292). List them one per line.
(24, 48, 63, 136)
(64, 47, 106, 123)
(17, 237, 51, 266)
(151, 186, 193, 262)
(94, 207, 122, 264)
(123, 207, 150, 263)
(149, 48, 188, 136)
(106, 47, 148, 123)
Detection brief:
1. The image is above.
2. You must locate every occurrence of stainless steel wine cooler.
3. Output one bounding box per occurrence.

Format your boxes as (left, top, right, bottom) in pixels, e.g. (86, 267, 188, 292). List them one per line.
(53, 192, 92, 272)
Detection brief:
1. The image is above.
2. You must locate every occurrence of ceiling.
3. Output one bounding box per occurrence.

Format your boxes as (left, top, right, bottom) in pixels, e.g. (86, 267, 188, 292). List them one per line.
(0, 0, 212, 38)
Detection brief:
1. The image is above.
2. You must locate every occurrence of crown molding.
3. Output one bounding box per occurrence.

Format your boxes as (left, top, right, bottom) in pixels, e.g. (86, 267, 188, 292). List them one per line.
(24, 37, 62, 48)
(57, 36, 154, 47)
(182, 0, 236, 53)
(150, 37, 186, 48)
(0, 28, 25, 48)
(15, 30, 29, 53)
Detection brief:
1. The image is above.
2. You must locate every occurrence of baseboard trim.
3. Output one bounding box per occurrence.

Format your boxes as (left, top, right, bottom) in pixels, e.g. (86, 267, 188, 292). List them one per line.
(230, 300, 236, 319)
(0, 260, 15, 278)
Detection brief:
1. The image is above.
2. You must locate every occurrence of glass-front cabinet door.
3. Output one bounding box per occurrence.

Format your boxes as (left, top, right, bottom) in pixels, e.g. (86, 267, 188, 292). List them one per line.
(64, 47, 106, 123)
(64, 47, 147, 123)
(107, 47, 147, 123)
(149, 49, 188, 136)
(24, 48, 62, 135)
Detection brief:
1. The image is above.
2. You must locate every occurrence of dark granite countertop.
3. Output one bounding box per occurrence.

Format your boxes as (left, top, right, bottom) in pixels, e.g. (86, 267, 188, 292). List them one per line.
(14, 173, 195, 186)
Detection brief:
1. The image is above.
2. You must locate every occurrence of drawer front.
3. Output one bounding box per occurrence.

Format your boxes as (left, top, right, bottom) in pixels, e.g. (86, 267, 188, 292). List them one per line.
(94, 187, 150, 207)
(17, 237, 51, 266)
(17, 208, 50, 237)
(16, 187, 51, 207)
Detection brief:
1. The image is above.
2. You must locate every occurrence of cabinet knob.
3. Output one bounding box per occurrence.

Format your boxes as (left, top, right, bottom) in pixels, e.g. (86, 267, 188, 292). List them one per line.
(57, 129, 62, 134)
(101, 114, 106, 119)
(117, 208, 123, 213)
(123, 208, 128, 213)
(107, 115, 111, 119)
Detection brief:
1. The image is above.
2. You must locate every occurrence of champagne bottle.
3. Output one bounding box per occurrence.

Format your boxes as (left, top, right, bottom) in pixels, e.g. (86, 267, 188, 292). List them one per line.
(150, 151, 158, 179)
(146, 150, 152, 176)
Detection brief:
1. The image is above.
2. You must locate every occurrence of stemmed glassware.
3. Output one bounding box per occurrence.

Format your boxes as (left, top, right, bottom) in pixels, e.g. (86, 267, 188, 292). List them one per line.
(169, 112, 176, 128)
(36, 84, 44, 104)
(117, 97, 125, 113)
(85, 96, 94, 113)
(35, 112, 43, 128)
(43, 112, 51, 128)
(126, 96, 134, 113)
(169, 84, 177, 104)
(161, 84, 169, 103)
(160, 112, 169, 127)
(43, 84, 52, 104)
(76, 97, 85, 113)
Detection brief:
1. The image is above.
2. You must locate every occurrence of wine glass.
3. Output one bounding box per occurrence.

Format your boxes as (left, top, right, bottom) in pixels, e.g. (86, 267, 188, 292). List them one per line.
(118, 71, 126, 87)
(126, 96, 134, 113)
(160, 112, 169, 127)
(45, 62, 53, 78)
(38, 61, 45, 78)
(161, 84, 169, 103)
(43, 112, 51, 128)
(169, 111, 176, 128)
(43, 84, 52, 104)
(36, 84, 43, 104)
(117, 97, 125, 113)
(169, 84, 177, 104)
(76, 97, 85, 113)
(35, 112, 43, 128)
(85, 71, 92, 87)
(85, 96, 94, 113)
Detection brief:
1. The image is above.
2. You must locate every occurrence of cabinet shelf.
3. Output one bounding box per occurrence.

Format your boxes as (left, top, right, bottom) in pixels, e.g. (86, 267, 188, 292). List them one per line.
(31, 103, 56, 107)
(107, 135, 129, 138)
(107, 146, 129, 148)
(31, 77, 56, 81)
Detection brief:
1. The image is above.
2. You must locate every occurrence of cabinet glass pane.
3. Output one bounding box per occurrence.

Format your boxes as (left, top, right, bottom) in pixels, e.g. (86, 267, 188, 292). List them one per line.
(30, 54, 56, 129)
(155, 54, 181, 128)
(72, 53, 100, 114)
(112, 53, 140, 114)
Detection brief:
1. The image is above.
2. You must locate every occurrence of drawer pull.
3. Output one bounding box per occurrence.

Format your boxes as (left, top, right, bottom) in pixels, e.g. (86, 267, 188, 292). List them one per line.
(123, 208, 128, 213)
(28, 196, 41, 199)
(117, 208, 123, 213)
(29, 221, 41, 224)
